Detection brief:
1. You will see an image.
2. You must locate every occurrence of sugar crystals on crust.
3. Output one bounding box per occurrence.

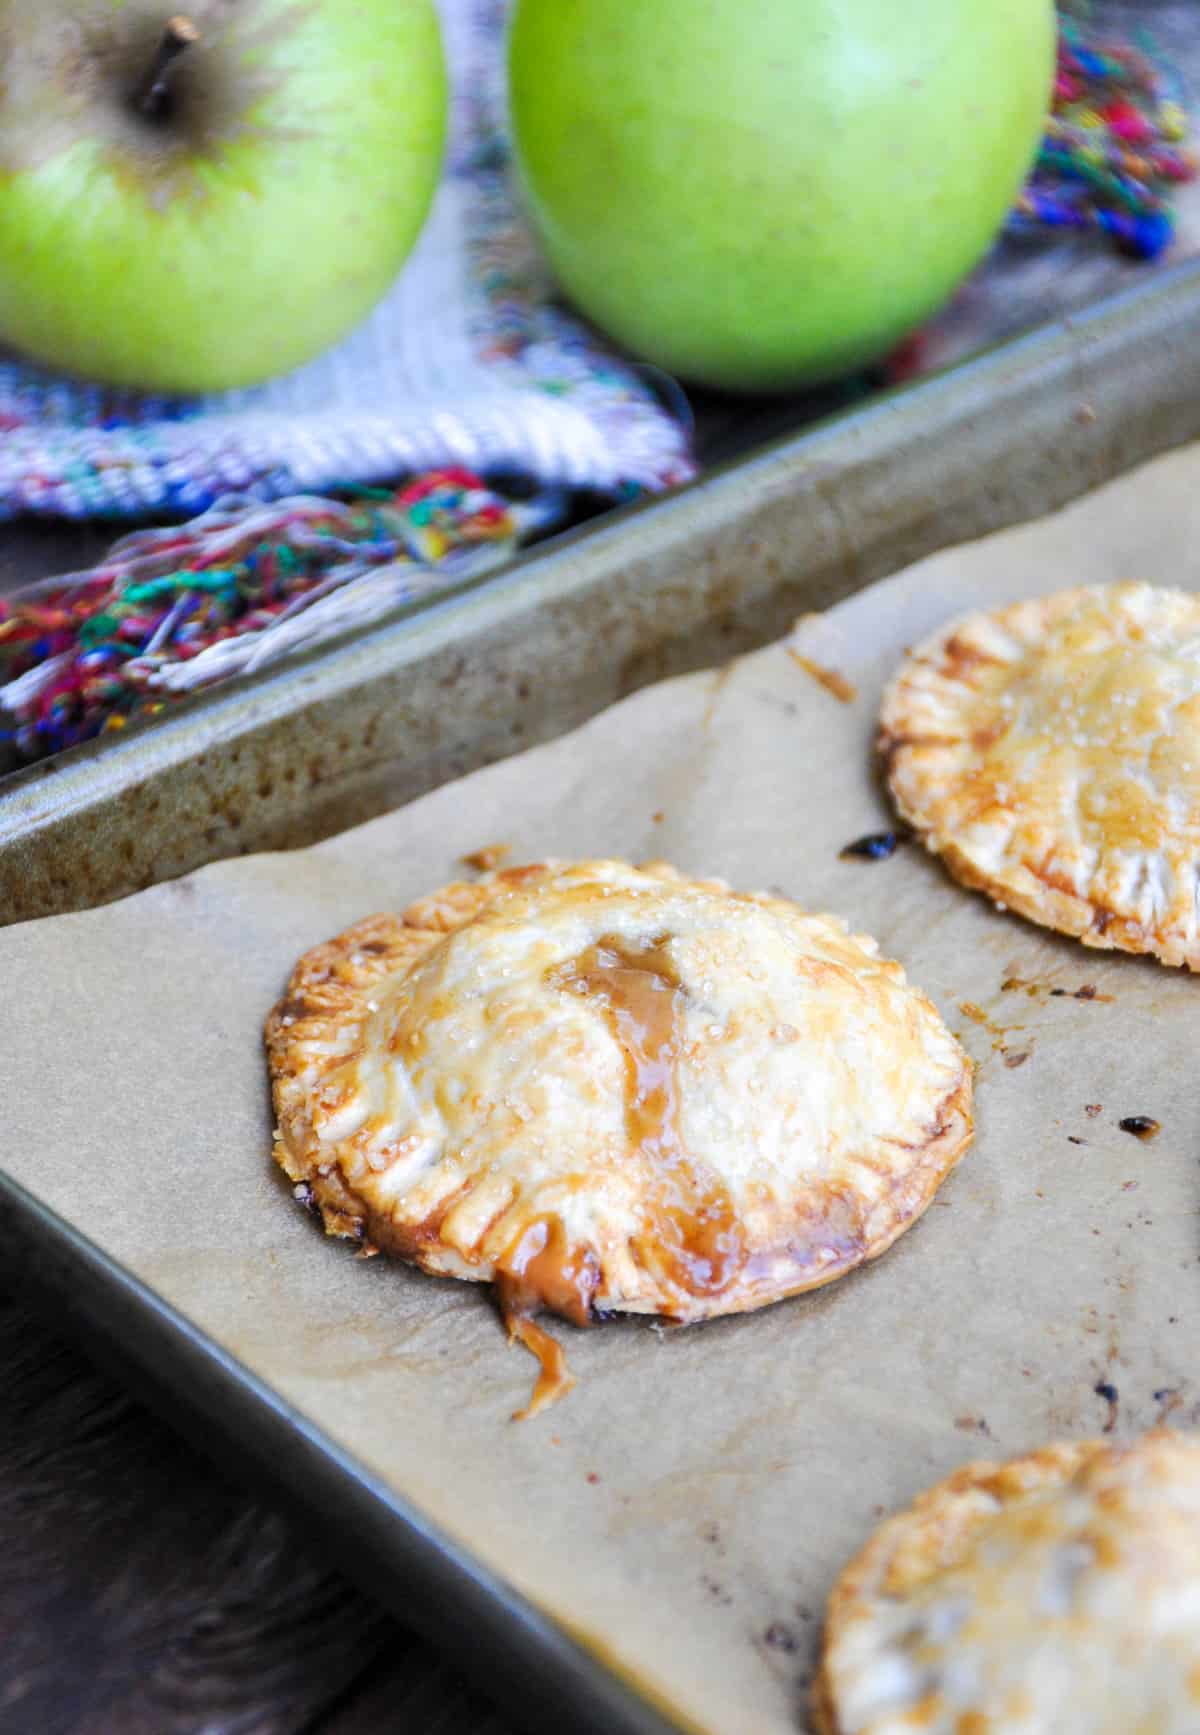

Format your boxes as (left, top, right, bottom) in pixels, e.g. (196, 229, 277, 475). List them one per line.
(266, 859, 972, 1417)
(881, 582, 1200, 967)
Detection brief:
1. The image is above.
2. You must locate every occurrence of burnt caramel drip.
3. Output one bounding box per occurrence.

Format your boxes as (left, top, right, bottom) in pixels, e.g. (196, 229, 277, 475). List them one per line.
(493, 1217, 595, 1421)
(553, 935, 743, 1303)
(502, 1217, 599, 1328)
(496, 1270, 577, 1422)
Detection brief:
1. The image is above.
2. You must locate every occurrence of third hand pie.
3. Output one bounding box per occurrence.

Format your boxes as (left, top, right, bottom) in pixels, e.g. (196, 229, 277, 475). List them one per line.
(813, 1429, 1200, 1735)
(266, 859, 972, 1418)
(881, 581, 1200, 967)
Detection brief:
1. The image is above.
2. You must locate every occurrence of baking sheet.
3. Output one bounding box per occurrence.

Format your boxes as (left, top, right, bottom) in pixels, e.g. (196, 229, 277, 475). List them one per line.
(4, 443, 1200, 1734)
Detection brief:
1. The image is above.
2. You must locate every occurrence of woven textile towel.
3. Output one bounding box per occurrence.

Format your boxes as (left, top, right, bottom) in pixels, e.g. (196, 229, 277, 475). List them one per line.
(0, 0, 693, 523)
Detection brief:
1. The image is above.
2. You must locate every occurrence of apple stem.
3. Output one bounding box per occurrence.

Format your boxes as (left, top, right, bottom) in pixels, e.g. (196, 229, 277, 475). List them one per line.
(132, 15, 200, 122)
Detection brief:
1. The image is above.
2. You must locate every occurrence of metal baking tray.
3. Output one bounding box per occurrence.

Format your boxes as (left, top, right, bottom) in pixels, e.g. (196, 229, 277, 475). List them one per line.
(7, 264, 1200, 1735)
(6, 261, 1200, 927)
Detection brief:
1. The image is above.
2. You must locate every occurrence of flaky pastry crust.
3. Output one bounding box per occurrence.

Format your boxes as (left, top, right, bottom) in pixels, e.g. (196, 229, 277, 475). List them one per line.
(266, 860, 971, 1408)
(813, 1430, 1200, 1735)
(881, 582, 1200, 968)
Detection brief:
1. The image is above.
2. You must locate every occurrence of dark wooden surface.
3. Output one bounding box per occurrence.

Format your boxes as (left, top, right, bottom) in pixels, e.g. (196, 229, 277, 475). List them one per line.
(0, 1286, 514, 1735)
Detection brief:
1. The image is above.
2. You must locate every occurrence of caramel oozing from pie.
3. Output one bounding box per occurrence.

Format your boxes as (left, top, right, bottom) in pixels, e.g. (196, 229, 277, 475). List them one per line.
(491, 936, 745, 1416)
(495, 1216, 592, 1420)
(551, 935, 743, 1306)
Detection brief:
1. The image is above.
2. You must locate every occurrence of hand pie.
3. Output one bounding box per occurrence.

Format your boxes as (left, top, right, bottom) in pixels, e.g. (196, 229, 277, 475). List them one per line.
(266, 859, 971, 1417)
(814, 1430, 1200, 1735)
(881, 582, 1200, 967)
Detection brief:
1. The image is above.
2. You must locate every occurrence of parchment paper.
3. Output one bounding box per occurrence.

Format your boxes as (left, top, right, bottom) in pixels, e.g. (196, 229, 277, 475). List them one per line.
(6, 444, 1200, 1735)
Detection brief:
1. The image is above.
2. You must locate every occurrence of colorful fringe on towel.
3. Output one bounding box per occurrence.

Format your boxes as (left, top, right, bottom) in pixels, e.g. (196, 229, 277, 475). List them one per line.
(0, 472, 562, 760)
(1010, 12, 1197, 259)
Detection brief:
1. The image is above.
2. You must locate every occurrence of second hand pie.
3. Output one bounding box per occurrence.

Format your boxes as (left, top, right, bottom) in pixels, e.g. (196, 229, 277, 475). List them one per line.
(880, 581, 1200, 967)
(266, 859, 972, 1418)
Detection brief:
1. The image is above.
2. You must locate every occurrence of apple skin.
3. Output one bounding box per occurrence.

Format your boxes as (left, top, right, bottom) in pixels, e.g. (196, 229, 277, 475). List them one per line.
(0, 0, 447, 392)
(509, 0, 1055, 391)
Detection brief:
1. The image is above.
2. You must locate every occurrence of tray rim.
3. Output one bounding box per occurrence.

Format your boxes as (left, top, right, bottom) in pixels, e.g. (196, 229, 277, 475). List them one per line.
(8, 259, 1200, 927)
(8, 256, 1200, 798)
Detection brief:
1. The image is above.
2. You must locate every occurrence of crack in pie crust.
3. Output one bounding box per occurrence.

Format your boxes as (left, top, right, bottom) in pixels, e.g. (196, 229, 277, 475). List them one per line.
(880, 582, 1200, 968)
(265, 859, 972, 1416)
(813, 1430, 1200, 1735)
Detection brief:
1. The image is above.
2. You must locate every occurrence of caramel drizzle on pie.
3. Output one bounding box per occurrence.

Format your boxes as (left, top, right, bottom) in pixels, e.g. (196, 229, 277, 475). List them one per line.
(571, 937, 741, 1267)
(556, 935, 743, 1303)
(495, 934, 744, 1417)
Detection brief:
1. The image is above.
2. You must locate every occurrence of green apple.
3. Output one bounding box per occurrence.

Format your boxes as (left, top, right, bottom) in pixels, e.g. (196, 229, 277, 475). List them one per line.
(0, 0, 447, 391)
(509, 0, 1055, 391)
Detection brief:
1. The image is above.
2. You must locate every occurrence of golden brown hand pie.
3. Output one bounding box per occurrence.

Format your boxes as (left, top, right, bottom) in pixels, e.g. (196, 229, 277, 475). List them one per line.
(266, 859, 971, 1417)
(813, 1430, 1200, 1735)
(881, 582, 1200, 968)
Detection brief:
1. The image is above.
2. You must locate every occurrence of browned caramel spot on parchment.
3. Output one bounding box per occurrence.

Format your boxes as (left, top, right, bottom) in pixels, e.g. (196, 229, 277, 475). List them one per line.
(957, 998, 1030, 1065)
(1119, 1115, 1160, 1141)
(787, 647, 857, 704)
(1001, 974, 1113, 1004)
(462, 843, 511, 872)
